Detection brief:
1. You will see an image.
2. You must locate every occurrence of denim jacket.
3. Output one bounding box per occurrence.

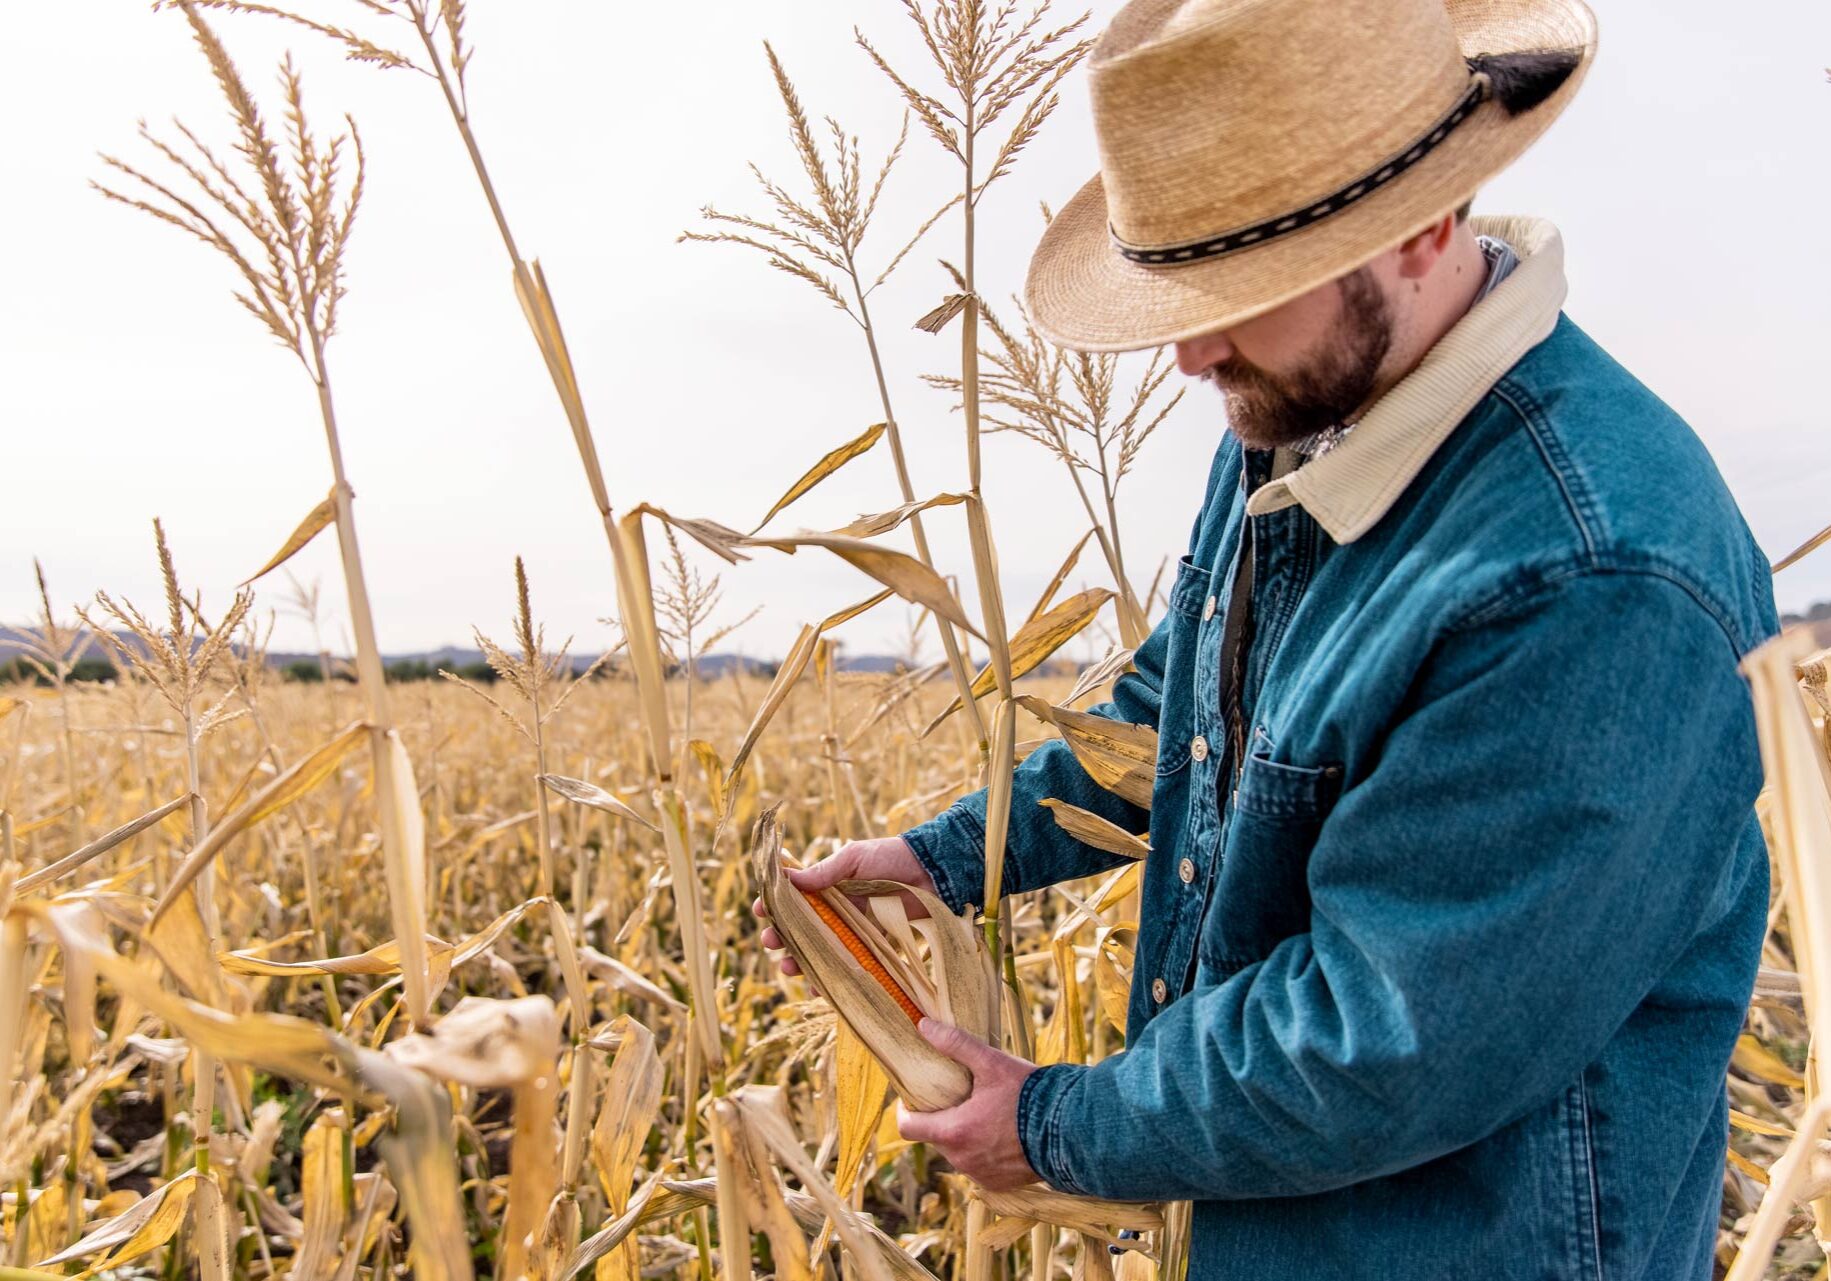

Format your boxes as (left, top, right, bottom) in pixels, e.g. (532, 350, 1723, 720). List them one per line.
(903, 216, 1778, 1279)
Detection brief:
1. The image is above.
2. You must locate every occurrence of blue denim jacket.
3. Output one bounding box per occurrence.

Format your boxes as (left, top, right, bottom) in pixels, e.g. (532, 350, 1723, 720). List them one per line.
(904, 283, 1777, 1275)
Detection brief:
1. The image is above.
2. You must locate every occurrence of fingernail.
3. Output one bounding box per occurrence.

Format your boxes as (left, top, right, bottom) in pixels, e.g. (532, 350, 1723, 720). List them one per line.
(918, 1016, 935, 1036)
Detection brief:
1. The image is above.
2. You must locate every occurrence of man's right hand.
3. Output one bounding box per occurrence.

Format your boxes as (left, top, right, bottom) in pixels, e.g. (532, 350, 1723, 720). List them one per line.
(752, 835, 937, 979)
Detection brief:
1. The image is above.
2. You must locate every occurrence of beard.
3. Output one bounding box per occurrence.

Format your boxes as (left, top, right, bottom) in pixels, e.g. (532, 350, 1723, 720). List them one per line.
(1206, 266, 1394, 451)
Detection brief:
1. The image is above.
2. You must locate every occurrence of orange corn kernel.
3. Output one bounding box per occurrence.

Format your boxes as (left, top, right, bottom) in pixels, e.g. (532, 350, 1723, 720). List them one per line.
(800, 888, 925, 1025)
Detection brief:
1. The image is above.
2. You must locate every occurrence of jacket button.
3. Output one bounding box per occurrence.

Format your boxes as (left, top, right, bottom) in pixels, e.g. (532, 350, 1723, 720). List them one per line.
(1202, 595, 1217, 620)
(1151, 977, 1168, 1003)
(1190, 735, 1209, 762)
(1178, 857, 1196, 884)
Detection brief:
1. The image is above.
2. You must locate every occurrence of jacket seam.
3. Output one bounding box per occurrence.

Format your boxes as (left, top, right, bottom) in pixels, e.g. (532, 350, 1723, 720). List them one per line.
(1448, 561, 1748, 659)
(1491, 377, 1603, 566)
(1576, 1071, 1605, 1281)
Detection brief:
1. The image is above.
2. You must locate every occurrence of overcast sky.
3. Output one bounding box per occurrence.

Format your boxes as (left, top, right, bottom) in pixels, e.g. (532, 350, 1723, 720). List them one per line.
(4, 1, 1829, 662)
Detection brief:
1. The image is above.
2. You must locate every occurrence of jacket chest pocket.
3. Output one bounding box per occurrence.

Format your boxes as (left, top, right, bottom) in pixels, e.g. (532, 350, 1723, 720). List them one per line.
(1198, 746, 1343, 977)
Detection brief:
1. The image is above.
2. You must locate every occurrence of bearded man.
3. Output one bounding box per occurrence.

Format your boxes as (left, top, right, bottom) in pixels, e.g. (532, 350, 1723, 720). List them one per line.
(760, 0, 1779, 1274)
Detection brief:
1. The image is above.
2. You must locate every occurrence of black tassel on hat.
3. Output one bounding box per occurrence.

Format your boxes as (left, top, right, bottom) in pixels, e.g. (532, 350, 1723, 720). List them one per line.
(1468, 48, 1585, 116)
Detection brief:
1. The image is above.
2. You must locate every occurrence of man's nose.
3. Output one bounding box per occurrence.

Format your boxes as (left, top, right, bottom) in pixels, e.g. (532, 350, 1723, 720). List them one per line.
(1175, 330, 1234, 377)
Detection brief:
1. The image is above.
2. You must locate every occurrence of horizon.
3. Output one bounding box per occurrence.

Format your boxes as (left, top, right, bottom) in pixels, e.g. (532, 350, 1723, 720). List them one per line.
(4, 1, 1829, 657)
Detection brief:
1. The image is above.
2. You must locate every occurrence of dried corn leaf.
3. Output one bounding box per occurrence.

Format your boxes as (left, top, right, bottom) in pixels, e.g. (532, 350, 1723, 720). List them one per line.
(14, 793, 192, 894)
(34, 1168, 197, 1274)
(1038, 799, 1149, 860)
(752, 422, 886, 534)
(540, 773, 659, 832)
(832, 492, 968, 539)
(687, 739, 727, 817)
(1064, 644, 1137, 708)
(352, 1049, 475, 1281)
(242, 490, 337, 585)
(1026, 528, 1097, 624)
(833, 1018, 890, 1197)
(294, 1110, 350, 1279)
(1773, 518, 1831, 575)
(1016, 695, 1157, 809)
(151, 720, 369, 926)
(747, 532, 983, 640)
(732, 1086, 895, 1281)
(727, 590, 894, 788)
(927, 590, 1114, 734)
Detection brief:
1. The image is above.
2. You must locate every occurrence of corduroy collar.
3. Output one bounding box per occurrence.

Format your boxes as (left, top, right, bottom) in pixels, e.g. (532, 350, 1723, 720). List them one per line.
(1247, 214, 1568, 542)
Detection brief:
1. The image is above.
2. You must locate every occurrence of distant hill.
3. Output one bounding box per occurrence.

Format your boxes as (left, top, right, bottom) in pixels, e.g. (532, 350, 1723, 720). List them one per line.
(1781, 602, 1831, 649)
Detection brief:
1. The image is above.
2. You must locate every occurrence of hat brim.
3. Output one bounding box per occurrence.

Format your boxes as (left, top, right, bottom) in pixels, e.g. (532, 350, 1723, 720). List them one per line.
(1023, 0, 1598, 352)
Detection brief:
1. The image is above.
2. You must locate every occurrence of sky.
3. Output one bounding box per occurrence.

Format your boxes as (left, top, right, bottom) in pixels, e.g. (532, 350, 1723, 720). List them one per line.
(3, 1, 1829, 662)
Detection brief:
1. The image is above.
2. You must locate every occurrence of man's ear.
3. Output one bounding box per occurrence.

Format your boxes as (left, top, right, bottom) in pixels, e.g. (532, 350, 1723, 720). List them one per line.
(1393, 212, 1459, 281)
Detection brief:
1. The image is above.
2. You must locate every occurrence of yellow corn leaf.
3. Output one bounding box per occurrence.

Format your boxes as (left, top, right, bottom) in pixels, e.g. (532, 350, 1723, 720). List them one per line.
(751, 422, 886, 534)
(539, 773, 659, 832)
(726, 590, 893, 788)
(732, 1086, 896, 1281)
(14, 792, 191, 894)
(686, 739, 726, 817)
(25, 1182, 69, 1262)
(241, 490, 336, 585)
(1730, 1108, 1793, 1138)
(295, 1110, 351, 1279)
(746, 532, 983, 640)
(34, 1169, 197, 1274)
(1017, 695, 1157, 809)
(1773, 518, 1831, 574)
(1093, 926, 1136, 1036)
(927, 589, 1115, 734)
(627, 503, 751, 566)
(833, 1018, 890, 1197)
(589, 1015, 663, 1281)
(1026, 528, 1097, 624)
(1094, 862, 1143, 912)
(727, 1101, 814, 1281)
(1038, 799, 1149, 860)
(151, 721, 369, 926)
(578, 945, 686, 1013)
(832, 492, 968, 539)
(1732, 1034, 1805, 1089)
(557, 1172, 662, 1281)
(1727, 1145, 1771, 1186)
(612, 510, 678, 778)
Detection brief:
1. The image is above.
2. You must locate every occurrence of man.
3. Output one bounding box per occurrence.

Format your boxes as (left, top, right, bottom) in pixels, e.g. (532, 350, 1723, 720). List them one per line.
(760, 0, 1779, 1274)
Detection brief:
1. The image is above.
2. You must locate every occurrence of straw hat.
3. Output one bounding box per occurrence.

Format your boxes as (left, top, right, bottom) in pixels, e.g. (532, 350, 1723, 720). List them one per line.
(1024, 0, 1598, 352)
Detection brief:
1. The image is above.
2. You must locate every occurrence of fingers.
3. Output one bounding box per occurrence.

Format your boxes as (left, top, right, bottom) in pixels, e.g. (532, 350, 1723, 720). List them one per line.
(895, 1099, 953, 1146)
(918, 1017, 1003, 1076)
(785, 844, 858, 893)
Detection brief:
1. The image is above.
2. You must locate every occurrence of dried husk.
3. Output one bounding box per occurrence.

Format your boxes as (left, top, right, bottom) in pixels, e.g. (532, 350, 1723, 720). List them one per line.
(750, 808, 988, 1112)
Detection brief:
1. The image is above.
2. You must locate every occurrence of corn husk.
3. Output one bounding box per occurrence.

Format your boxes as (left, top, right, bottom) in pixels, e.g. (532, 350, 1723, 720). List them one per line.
(751, 808, 991, 1112)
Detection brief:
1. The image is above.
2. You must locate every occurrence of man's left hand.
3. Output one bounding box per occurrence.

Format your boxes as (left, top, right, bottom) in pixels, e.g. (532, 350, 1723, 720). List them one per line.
(896, 1017, 1040, 1191)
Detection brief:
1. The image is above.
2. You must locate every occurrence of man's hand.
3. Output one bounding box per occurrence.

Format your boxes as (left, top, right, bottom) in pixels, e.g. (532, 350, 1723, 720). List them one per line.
(752, 835, 935, 978)
(897, 1018, 1039, 1191)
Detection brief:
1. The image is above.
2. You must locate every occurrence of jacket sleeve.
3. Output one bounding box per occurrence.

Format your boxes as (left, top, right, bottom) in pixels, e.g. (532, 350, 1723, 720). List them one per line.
(900, 589, 1169, 914)
(1014, 568, 1768, 1201)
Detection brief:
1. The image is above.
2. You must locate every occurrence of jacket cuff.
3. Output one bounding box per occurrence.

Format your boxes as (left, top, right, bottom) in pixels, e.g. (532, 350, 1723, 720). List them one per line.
(901, 803, 988, 914)
(1017, 1062, 1092, 1195)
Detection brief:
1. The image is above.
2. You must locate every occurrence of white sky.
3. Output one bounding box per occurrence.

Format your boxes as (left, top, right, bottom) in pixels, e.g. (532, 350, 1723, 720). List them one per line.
(4, 1, 1829, 662)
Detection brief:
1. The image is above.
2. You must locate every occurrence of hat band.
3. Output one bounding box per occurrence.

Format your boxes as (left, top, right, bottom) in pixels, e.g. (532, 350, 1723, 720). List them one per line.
(1110, 73, 1492, 268)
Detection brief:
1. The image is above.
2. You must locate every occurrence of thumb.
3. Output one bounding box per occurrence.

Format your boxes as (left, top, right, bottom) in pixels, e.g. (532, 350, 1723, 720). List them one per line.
(918, 1017, 1001, 1076)
(786, 847, 857, 894)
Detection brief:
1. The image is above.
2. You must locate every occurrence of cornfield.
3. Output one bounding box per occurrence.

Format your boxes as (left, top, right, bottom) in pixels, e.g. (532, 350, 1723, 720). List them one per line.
(3, 3, 1830, 1280)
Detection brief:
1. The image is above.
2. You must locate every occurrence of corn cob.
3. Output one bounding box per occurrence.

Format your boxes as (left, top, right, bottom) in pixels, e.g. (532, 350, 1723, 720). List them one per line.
(800, 887, 926, 1024)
